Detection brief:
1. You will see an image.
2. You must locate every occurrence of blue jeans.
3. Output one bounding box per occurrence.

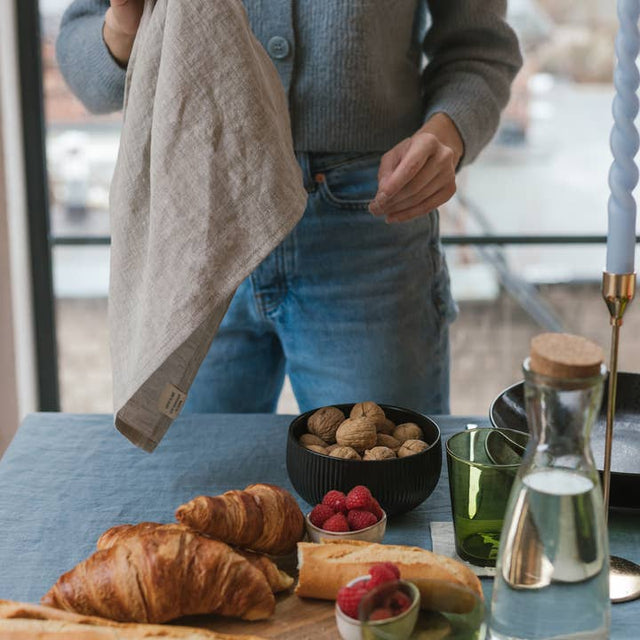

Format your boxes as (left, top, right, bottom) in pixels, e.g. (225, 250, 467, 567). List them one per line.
(183, 152, 457, 415)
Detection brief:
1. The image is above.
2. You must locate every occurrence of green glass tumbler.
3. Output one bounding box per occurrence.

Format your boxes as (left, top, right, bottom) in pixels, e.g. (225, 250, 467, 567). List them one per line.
(446, 427, 528, 567)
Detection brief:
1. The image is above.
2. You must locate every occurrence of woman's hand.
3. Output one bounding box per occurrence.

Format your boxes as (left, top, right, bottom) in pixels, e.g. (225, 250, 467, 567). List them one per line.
(103, 0, 145, 67)
(369, 113, 464, 223)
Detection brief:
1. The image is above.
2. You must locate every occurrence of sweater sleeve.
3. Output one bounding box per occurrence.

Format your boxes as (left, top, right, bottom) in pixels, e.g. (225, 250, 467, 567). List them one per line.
(55, 0, 126, 114)
(422, 0, 523, 166)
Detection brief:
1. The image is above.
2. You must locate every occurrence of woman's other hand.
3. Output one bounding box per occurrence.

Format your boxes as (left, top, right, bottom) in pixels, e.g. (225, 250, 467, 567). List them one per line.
(103, 0, 145, 66)
(369, 113, 464, 223)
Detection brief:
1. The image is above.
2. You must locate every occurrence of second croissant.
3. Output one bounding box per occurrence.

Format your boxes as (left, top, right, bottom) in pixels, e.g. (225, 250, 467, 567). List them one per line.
(175, 483, 305, 556)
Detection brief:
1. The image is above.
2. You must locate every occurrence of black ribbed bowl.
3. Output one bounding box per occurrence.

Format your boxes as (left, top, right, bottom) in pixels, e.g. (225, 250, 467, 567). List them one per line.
(286, 404, 442, 516)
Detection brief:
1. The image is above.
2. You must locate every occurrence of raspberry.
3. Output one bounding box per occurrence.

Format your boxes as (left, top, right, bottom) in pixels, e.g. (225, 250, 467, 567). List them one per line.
(322, 490, 348, 513)
(385, 590, 412, 615)
(345, 485, 373, 511)
(377, 562, 400, 579)
(322, 513, 349, 532)
(337, 584, 368, 620)
(347, 509, 378, 531)
(368, 563, 399, 588)
(368, 498, 385, 521)
(308, 504, 335, 528)
(369, 607, 394, 621)
(333, 498, 348, 513)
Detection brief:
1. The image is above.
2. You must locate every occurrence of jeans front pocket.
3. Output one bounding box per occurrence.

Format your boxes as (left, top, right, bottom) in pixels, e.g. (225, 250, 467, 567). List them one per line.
(315, 153, 381, 210)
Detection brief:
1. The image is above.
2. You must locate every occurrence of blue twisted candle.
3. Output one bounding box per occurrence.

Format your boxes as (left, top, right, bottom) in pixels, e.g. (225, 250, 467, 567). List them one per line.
(607, 0, 640, 274)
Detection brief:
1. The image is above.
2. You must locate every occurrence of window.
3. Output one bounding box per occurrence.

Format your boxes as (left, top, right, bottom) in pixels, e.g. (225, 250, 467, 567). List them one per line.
(41, 0, 118, 411)
(27, 0, 639, 416)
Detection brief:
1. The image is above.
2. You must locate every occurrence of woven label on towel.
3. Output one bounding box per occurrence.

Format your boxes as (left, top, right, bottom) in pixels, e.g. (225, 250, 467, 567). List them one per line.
(158, 384, 187, 418)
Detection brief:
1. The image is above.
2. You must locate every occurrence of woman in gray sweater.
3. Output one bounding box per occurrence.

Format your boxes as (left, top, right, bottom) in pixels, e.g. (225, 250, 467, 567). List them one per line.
(57, 0, 521, 415)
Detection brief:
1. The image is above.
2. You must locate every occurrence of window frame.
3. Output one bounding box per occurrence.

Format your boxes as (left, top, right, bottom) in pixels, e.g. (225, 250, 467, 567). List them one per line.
(16, 0, 59, 411)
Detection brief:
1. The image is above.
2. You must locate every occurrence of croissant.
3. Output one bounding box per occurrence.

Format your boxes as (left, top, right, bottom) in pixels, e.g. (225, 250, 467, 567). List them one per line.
(97, 522, 294, 593)
(175, 483, 304, 556)
(235, 548, 294, 593)
(41, 527, 275, 623)
(96, 522, 189, 551)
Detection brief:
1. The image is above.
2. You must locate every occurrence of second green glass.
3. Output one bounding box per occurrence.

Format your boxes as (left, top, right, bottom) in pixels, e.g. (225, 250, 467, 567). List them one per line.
(446, 427, 528, 567)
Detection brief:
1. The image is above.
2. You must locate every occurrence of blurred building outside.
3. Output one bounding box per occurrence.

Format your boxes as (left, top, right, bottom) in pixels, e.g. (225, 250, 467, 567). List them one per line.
(40, 0, 640, 417)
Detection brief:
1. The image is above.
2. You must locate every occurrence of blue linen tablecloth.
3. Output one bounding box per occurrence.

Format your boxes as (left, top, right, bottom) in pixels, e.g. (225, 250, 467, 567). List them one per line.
(0, 413, 637, 637)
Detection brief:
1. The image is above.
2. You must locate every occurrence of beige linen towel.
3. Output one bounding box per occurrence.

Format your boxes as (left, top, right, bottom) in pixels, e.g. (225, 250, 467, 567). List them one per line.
(109, 0, 307, 452)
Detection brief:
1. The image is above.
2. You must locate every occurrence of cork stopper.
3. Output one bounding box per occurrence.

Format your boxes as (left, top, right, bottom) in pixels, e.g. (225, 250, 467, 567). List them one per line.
(530, 333, 604, 379)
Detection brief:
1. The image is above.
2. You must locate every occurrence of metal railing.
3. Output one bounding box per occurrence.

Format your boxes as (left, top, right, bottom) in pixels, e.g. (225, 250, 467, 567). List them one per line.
(50, 234, 628, 246)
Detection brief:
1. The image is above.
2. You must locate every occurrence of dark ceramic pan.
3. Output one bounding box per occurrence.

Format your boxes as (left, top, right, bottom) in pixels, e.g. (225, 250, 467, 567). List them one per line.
(490, 372, 640, 510)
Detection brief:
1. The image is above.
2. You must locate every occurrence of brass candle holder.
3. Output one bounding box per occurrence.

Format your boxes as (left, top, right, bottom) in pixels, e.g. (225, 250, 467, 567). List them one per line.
(601, 271, 636, 519)
(601, 272, 640, 604)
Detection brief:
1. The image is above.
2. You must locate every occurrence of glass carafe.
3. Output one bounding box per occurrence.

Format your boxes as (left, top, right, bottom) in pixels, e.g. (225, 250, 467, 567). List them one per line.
(489, 358, 610, 640)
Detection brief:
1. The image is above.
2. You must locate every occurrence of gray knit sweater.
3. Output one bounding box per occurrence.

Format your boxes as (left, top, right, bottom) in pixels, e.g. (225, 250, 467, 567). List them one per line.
(56, 0, 521, 164)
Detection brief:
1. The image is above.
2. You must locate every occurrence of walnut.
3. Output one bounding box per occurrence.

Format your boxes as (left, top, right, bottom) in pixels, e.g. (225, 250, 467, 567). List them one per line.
(335, 417, 377, 453)
(299, 433, 328, 448)
(325, 444, 341, 454)
(363, 446, 396, 461)
(329, 446, 361, 460)
(398, 439, 429, 457)
(307, 406, 345, 444)
(376, 433, 402, 451)
(304, 444, 328, 455)
(350, 401, 386, 428)
(393, 423, 424, 443)
(377, 417, 396, 435)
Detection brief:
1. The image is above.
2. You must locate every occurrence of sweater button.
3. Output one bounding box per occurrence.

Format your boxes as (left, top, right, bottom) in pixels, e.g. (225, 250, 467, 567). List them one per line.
(267, 36, 290, 60)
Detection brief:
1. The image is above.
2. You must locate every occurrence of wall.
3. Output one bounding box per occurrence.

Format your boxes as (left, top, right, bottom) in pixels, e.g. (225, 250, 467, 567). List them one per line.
(0, 100, 20, 454)
(0, 0, 37, 456)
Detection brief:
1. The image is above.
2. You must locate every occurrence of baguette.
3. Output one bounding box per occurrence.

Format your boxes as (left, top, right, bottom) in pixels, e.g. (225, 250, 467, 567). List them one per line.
(0, 600, 264, 639)
(295, 540, 483, 613)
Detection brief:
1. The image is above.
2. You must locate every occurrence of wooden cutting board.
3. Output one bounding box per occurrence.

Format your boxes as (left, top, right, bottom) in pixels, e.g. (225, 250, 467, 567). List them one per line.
(181, 593, 337, 639)
(181, 593, 460, 639)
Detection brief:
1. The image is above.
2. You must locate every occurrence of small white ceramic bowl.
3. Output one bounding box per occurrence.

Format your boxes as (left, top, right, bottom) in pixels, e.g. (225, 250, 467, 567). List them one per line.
(335, 576, 420, 640)
(305, 511, 387, 543)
